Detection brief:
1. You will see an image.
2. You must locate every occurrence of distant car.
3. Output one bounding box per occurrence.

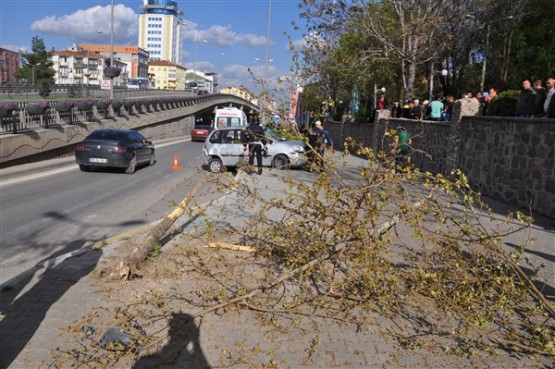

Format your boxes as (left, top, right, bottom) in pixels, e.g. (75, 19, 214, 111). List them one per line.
(203, 126, 306, 173)
(191, 124, 214, 142)
(75, 129, 155, 174)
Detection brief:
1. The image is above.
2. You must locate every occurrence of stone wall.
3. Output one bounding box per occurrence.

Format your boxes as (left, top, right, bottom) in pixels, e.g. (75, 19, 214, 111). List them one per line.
(459, 116, 555, 219)
(325, 99, 555, 219)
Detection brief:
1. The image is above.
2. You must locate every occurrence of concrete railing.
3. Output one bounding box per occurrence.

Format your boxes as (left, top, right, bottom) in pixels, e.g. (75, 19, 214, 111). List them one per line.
(0, 94, 258, 167)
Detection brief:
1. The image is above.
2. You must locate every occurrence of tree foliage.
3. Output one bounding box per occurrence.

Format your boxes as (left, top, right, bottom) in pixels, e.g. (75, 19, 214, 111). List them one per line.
(15, 36, 55, 87)
(296, 0, 555, 111)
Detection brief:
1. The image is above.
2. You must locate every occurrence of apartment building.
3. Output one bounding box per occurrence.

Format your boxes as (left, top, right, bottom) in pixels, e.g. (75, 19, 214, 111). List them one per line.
(0, 48, 20, 85)
(220, 86, 255, 102)
(79, 44, 149, 80)
(138, 0, 186, 64)
(148, 60, 186, 90)
(50, 46, 127, 86)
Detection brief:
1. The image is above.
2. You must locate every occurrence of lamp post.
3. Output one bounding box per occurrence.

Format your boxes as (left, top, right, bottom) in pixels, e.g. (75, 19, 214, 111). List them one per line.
(429, 67, 448, 101)
(109, 0, 114, 100)
(83, 72, 91, 97)
(192, 31, 207, 92)
(262, 0, 272, 122)
(30, 62, 41, 85)
(373, 84, 386, 109)
(296, 85, 304, 125)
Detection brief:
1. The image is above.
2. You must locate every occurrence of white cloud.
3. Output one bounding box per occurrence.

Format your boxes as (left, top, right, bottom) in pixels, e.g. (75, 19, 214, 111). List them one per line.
(184, 61, 215, 72)
(291, 37, 307, 51)
(30, 4, 138, 45)
(183, 24, 267, 48)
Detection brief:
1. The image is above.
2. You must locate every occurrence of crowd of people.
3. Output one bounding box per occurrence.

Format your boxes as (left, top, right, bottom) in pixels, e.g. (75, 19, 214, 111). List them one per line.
(515, 78, 555, 118)
(389, 95, 456, 122)
(381, 76, 555, 121)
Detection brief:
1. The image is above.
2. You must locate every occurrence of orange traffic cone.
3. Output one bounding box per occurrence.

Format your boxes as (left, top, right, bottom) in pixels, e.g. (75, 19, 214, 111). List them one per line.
(171, 154, 182, 170)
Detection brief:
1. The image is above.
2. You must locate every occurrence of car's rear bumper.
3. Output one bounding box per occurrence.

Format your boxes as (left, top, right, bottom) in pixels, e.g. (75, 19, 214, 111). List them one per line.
(75, 152, 131, 168)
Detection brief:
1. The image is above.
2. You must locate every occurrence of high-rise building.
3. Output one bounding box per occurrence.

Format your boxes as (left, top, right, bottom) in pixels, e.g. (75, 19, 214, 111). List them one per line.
(138, 0, 185, 64)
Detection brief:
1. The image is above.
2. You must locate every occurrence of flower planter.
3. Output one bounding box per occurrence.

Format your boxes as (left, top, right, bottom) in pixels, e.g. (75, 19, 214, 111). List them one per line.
(55, 104, 73, 113)
(77, 103, 93, 111)
(104, 69, 121, 78)
(0, 108, 15, 118)
(26, 105, 48, 115)
(111, 101, 123, 111)
(96, 101, 111, 110)
(123, 101, 135, 109)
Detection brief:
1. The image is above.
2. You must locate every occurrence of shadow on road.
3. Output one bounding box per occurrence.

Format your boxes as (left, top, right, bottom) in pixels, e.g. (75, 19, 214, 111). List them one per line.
(0, 245, 102, 369)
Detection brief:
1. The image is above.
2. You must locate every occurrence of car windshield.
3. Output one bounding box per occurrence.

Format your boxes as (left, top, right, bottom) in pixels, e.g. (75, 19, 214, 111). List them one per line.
(263, 126, 285, 141)
(88, 130, 127, 141)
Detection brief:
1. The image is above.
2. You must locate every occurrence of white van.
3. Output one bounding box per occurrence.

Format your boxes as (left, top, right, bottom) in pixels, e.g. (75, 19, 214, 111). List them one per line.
(214, 107, 248, 129)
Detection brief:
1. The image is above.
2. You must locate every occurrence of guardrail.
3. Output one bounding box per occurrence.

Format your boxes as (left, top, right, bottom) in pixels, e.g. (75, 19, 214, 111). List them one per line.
(0, 85, 193, 100)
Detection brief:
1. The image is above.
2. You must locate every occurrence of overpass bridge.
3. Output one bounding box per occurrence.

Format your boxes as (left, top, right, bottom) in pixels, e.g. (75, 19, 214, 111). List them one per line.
(0, 94, 259, 167)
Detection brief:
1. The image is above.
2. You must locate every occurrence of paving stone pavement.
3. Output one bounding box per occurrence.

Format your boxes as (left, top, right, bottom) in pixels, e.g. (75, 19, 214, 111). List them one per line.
(1, 156, 553, 369)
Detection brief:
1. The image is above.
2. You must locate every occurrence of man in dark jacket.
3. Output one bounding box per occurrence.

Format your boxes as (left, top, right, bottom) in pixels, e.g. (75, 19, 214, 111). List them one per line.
(531, 80, 547, 118)
(243, 118, 266, 175)
(515, 79, 534, 117)
(307, 120, 330, 172)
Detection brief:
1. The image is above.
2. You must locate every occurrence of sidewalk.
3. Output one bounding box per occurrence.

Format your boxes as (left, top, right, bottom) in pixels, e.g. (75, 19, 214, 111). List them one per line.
(1, 158, 553, 369)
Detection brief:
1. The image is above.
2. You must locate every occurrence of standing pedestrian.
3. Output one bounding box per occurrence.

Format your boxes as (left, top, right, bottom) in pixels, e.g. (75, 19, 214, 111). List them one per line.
(307, 120, 330, 172)
(442, 95, 454, 122)
(544, 78, 555, 118)
(429, 95, 444, 121)
(243, 116, 266, 175)
(412, 99, 423, 120)
(483, 87, 498, 115)
(392, 126, 412, 166)
(515, 79, 534, 118)
(531, 80, 547, 118)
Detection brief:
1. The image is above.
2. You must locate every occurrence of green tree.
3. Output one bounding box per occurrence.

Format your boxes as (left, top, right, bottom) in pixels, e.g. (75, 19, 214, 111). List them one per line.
(15, 36, 55, 89)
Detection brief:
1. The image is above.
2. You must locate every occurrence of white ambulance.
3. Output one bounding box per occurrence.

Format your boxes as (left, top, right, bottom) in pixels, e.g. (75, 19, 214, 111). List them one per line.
(213, 107, 248, 129)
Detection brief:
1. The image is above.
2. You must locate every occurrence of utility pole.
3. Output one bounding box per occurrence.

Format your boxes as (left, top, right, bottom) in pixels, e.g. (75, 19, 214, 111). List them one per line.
(109, 0, 115, 100)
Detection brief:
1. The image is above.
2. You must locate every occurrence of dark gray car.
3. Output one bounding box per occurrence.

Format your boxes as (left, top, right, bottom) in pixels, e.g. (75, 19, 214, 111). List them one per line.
(75, 129, 155, 174)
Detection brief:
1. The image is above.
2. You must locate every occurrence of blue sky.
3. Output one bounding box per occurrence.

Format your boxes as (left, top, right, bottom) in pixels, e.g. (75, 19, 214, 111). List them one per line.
(0, 0, 308, 93)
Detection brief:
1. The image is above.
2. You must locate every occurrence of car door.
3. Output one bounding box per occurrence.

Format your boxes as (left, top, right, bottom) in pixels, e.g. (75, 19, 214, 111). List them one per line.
(129, 131, 150, 163)
(218, 129, 246, 167)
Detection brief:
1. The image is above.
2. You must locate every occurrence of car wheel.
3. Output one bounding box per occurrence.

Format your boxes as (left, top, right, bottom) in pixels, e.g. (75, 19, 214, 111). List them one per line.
(208, 157, 224, 173)
(272, 154, 290, 169)
(125, 154, 137, 174)
(149, 151, 155, 166)
(79, 164, 90, 172)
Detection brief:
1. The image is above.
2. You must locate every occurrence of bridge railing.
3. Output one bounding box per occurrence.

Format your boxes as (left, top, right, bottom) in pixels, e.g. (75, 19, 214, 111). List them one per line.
(0, 94, 259, 136)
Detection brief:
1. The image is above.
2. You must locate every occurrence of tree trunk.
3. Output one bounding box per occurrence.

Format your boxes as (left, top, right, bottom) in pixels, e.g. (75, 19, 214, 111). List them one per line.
(97, 180, 205, 281)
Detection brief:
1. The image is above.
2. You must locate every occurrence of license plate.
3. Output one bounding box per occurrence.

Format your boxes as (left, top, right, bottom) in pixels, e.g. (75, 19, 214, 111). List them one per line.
(89, 158, 107, 163)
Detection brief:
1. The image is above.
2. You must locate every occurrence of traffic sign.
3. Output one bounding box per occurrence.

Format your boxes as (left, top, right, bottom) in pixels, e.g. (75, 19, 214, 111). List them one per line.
(101, 80, 111, 90)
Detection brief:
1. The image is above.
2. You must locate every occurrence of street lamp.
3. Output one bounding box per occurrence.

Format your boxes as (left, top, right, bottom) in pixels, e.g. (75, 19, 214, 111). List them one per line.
(429, 67, 448, 101)
(109, 0, 114, 100)
(262, 0, 272, 122)
(192, 31, 207, 91)
(373, 84, 386, 109)
(82, 72, 91, 97)
(30, 62, 41, 85)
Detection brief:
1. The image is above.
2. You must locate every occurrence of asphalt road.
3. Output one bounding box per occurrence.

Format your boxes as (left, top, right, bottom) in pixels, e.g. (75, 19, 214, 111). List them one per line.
(0, 139, 211, 285)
